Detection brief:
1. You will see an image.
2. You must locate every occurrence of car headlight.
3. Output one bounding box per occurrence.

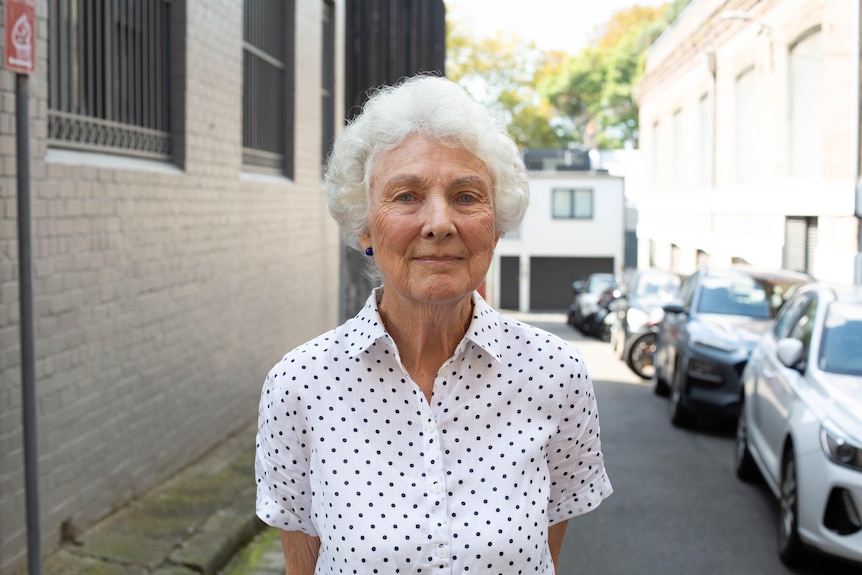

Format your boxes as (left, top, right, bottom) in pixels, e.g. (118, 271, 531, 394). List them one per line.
(820, 422, 862, 471)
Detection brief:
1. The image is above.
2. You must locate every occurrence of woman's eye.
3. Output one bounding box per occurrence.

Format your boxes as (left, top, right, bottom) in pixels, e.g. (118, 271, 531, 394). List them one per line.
(457, 193, 477, 204)
(396, 193, 415, 202)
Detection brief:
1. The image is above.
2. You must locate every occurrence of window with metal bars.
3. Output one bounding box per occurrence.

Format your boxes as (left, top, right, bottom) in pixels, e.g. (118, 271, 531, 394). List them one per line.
(47, 0, 173, 160)
(783, 216, 818, 275)
(243, 0, 294, 177)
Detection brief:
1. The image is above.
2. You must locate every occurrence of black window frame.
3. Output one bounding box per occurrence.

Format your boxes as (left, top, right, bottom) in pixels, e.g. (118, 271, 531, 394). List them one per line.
(242, 0, 295, 178)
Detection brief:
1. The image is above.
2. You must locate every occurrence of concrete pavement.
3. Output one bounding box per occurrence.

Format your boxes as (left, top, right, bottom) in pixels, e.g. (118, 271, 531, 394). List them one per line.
(40, 422, 263, 575)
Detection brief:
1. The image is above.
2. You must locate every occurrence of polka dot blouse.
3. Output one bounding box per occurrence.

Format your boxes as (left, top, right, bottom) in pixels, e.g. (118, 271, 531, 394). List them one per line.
(256, 288, 612, 574)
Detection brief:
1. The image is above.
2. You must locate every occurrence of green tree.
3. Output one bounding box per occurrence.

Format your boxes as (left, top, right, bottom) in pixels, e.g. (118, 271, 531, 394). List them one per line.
(542, 4, 671, 149)
(446, 17, 570, 149)
(446, 1, 692, 150)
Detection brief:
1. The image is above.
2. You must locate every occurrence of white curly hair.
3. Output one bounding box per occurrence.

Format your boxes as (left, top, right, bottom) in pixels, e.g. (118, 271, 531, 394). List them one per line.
(324, 74, 529, 269)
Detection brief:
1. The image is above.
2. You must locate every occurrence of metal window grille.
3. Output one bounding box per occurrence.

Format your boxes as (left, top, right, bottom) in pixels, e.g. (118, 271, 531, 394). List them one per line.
(243, 0, 292, 176)
(783, 216, 818, 275)
(48, 0, 172, 160)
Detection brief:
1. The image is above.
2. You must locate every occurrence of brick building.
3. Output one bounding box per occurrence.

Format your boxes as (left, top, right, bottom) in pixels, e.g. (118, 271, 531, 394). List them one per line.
(4, 0, 447, 569)
(636, 0, 862, 283)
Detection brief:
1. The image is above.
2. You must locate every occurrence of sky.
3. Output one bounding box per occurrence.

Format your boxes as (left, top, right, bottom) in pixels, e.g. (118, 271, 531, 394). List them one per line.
(443, 0, 668, 54)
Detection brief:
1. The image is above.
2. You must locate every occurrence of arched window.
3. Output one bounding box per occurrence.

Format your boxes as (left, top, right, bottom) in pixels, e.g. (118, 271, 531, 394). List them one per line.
(788, 28, 822, 178)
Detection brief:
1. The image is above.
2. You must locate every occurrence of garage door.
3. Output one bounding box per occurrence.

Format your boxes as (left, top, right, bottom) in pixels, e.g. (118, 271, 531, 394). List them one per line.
(530, 256, 615, 311)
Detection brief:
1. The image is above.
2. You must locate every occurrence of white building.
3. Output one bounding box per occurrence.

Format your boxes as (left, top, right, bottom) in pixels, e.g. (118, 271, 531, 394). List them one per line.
(636, 0, 861, 284)
(491, 171, 625, 311)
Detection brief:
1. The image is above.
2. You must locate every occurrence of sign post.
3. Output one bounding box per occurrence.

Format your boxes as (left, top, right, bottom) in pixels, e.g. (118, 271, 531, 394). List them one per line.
(5, 0, 34, 73)
(5, 0, 41, 573)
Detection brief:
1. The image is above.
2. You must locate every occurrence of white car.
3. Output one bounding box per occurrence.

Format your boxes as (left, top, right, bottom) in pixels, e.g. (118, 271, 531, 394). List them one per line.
(735, 282, 862, 567)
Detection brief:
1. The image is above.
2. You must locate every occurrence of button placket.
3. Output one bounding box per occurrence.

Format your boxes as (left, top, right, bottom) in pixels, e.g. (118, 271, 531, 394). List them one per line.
(418, 388, 451, 570)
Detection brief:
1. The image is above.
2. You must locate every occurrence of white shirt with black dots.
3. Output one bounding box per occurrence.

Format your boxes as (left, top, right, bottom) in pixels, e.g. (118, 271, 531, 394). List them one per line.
(256, 288, 613, 574)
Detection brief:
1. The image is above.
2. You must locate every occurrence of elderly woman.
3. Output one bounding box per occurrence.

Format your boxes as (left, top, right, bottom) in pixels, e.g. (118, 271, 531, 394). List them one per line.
(256, 75, 612, 574)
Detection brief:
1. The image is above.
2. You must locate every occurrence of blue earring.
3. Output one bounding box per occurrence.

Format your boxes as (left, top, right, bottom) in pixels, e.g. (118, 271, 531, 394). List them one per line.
(365, 247, 374, 256)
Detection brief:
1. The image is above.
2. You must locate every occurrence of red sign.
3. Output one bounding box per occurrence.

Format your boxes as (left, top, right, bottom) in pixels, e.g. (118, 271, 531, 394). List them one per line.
(4, 0, 35, 74)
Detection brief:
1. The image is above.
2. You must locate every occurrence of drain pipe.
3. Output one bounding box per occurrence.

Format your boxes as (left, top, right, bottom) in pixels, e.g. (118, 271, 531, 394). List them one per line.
(856, 0, 862, 284)
(16, 72, 42, 574)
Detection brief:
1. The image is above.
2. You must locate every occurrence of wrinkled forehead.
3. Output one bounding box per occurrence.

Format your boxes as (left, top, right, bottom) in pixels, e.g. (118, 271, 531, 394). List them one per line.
(367, 133, 492, 193)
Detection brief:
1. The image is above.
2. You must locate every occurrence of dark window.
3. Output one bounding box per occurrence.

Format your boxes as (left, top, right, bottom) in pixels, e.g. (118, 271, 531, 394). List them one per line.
(243, 0, 295, 177)
(782, 216, 818, 274)
(48, 0, 174, 160)
(552, 188, 593, 219)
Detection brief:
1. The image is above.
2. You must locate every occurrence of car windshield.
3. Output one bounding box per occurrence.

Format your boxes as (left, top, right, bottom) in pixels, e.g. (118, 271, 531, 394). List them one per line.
(696, 276, 771, 318)
(633, 272, 680, 304)
(818, 302, 862, 376)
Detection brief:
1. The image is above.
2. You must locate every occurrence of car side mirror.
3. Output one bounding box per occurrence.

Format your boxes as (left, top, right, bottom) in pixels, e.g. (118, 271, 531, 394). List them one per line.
(776, 338, 805, 371)
(662, 300, 686, 315)
(573, 281, 585, 294)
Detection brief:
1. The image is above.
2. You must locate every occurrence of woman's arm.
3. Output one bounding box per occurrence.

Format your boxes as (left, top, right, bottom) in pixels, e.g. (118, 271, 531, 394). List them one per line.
(280, 530, 320, 575)
(549, 520, 569, 573)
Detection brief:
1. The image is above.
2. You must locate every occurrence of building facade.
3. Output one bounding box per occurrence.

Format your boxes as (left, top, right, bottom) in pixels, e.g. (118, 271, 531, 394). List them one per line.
(492, 170, 625, 312)
(1, 1, 345, 571)
(636, 0, 861, 283)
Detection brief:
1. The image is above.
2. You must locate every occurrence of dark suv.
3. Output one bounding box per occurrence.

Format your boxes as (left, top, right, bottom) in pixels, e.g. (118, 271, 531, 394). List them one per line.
(653, 266, 811, 427)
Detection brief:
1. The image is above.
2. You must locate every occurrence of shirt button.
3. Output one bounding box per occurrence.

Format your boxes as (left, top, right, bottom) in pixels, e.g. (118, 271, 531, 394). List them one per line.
(425, 422, 436, 434)
(432, 482, 443, 493)
(437, 545, 446, 558)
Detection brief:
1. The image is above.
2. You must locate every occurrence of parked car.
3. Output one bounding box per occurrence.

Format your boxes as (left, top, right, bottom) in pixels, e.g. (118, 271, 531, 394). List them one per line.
(608, 268, 682, 379)
(653, 266, 811, 427)
(567, 272, 616, 334)
(735, 282, 862, 567)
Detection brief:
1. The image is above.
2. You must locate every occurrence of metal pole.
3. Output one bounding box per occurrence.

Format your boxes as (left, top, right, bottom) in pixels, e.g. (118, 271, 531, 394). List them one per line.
(856, 0, 862, 284)
(16, 72, 42, 575)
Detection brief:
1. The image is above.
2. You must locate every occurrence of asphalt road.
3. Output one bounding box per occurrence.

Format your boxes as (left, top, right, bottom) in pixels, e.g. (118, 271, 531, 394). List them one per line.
(521, 312, 861, 575)
(230, 311, 862, 575)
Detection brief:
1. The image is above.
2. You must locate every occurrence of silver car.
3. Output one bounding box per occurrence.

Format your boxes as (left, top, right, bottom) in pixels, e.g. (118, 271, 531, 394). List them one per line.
(735, 282, 862, 567)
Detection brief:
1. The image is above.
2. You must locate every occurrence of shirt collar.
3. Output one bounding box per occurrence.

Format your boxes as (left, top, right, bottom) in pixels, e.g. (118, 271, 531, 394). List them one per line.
(344, 287, 503, 364)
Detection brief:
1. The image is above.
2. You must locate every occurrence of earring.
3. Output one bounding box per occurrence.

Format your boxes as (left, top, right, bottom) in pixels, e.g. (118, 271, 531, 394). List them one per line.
(365, 247, 374, 256)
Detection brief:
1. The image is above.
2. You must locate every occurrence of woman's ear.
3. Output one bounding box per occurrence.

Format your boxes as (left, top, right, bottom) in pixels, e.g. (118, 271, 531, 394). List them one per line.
(358, 233, 372, 253)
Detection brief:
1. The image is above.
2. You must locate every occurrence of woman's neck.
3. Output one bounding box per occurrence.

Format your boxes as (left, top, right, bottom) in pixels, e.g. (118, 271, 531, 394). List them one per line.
(377, 290, 474, 401)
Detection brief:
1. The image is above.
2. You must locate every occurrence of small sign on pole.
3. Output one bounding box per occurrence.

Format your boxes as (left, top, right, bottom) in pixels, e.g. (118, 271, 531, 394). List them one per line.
(5, 0, 35, 74)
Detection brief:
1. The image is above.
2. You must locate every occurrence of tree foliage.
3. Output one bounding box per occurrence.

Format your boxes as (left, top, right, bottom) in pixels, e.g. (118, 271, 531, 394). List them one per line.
(446, 1, 693, 150)
(446, 19, 567, 149)
(542, 4, 670, 149)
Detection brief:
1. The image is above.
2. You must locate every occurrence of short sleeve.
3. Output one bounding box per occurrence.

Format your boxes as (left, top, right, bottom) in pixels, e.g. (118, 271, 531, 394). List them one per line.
(546, 350, 613, 524)
(254, 360, 318, 535)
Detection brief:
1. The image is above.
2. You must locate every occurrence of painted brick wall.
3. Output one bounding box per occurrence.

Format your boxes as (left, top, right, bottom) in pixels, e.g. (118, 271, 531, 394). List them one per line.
(0, 1, 342, 571)
(636, 0, 859, 281)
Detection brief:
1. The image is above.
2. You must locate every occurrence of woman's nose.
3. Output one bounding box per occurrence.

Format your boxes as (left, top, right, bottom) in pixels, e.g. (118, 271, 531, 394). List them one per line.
(422, 195, 456, 239)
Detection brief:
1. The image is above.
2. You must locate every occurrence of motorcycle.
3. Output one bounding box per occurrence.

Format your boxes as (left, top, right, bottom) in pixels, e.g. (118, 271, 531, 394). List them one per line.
(583, 286, 621, 341)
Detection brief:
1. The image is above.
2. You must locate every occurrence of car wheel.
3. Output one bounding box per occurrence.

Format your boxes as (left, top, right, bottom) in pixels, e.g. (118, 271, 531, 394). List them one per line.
(669, 364, 695, 428)
(626, 333, 657, 380)
(778, 449, 807, 566)
(734, 402, 759, 482)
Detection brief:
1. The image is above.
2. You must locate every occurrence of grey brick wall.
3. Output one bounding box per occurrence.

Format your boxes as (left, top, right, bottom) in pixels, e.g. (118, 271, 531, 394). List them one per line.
(0, 1, 342, 571)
